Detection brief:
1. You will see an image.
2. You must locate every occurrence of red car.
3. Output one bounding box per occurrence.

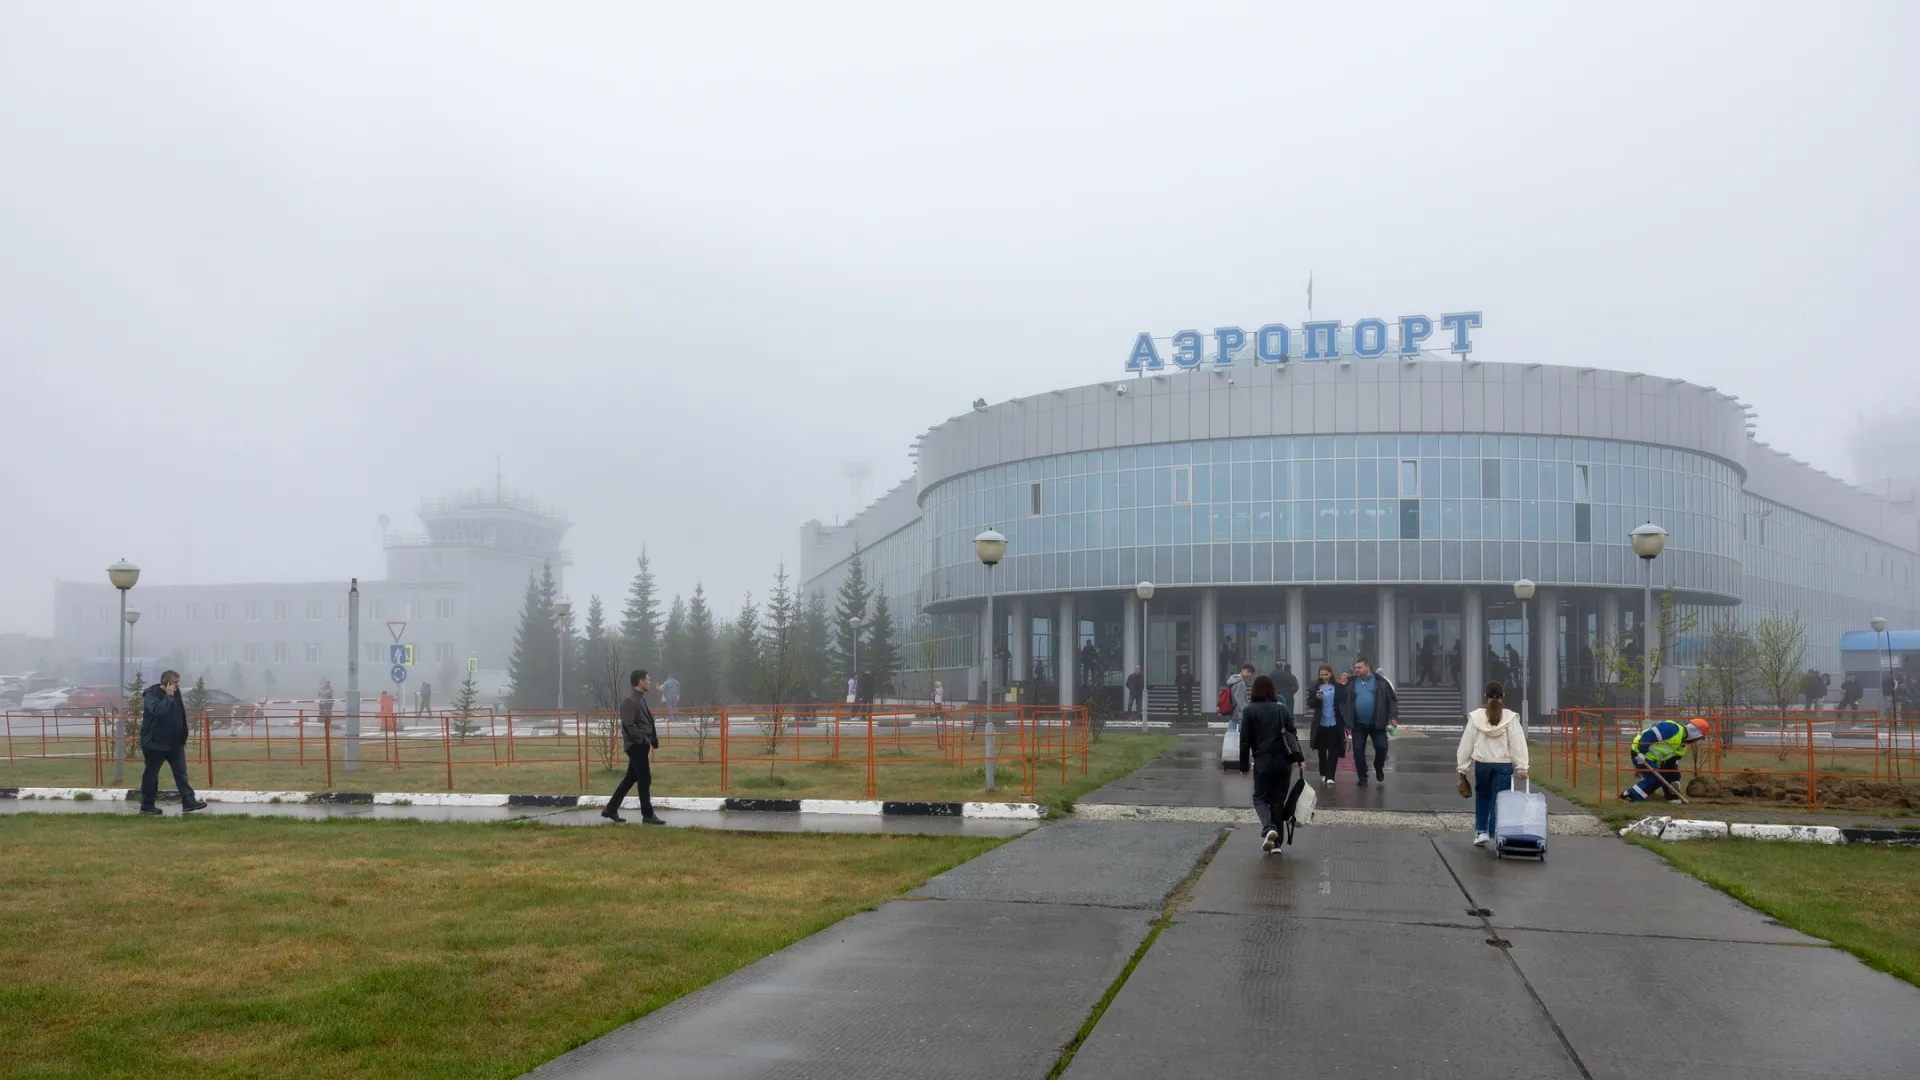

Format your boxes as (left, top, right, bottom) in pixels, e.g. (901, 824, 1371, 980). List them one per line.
(61, 686, 124, 713)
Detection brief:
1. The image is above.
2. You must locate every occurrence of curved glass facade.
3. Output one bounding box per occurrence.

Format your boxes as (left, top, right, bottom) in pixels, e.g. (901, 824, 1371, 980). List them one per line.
(924, 434, 1743, 605)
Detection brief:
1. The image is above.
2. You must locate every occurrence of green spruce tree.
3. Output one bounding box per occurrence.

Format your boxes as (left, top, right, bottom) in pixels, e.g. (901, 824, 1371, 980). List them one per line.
(661, 594, 689, 692)
(451, 668, 482, 738)
(507, 564, 559, 708)
(185, 676, 209, 721)
(830, 547, 871, 679)
(684, 584, 718, 706)
(581, 595, 625, 709)
(619, 548, 663, 677)
(729, 592, 761, 703)
(864, 591, 902, 695)
(756, 565, 804, 705)
(798, 589, 833, 702)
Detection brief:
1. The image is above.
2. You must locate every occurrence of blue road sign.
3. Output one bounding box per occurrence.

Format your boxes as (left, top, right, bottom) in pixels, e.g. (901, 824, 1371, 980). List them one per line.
(391, 664, 408, 685)
(391, 644, 407, 666)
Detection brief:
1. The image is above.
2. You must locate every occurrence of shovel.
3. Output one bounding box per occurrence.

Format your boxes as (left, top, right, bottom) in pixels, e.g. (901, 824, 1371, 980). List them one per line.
(1647, 767, 1691, 805)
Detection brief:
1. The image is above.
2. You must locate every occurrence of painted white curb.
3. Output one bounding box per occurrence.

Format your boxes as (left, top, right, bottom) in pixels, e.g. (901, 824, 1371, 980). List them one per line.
(1620, 816, 1847, 845)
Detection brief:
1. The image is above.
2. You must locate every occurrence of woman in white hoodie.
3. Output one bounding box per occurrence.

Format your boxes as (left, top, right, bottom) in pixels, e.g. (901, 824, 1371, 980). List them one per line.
(1456, 682, 1529, 847)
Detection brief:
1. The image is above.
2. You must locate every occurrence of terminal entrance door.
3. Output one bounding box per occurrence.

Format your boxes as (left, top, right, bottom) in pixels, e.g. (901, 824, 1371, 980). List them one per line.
(1307, 618, 1378, 676)
(1406, 614, 1462, 688)
(1221, 621, 1279, 676)
(1146, 615, 1192, 686)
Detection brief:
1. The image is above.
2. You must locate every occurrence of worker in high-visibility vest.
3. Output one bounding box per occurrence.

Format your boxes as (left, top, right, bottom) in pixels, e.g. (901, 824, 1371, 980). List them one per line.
(1620, 717, 1710, 801)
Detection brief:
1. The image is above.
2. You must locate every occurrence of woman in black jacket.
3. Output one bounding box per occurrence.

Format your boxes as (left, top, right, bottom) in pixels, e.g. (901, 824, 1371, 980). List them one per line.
(1304, 663, 1348, 785)
(1236, 675, 1301, 854)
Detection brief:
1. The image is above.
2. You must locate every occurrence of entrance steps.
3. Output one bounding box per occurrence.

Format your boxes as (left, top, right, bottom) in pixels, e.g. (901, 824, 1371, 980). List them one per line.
(1395, 684, 1466, 727)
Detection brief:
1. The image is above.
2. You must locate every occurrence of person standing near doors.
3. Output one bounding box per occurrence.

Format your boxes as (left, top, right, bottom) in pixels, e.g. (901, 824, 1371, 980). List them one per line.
(1347, 657, 1397, 787)
(604, 670, 665, 825)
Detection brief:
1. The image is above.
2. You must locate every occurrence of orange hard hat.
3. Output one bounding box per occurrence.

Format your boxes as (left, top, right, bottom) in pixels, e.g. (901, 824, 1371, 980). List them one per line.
(1687, 716, 1711, 736)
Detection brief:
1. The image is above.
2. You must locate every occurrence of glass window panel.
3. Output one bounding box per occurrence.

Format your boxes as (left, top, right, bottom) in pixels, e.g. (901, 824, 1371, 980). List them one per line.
(1295, 461, 1314, 498)
(1233, 543, 1252, 581)
(1120, 509, 1136, 545)
(1250, 461, 1268, 499)
(1338, 541, 1358, 581)
(1156, 468, 1173, 505)
(1274, 502, 1290, 540)
(1520, 436, 1537, 459)
(1573, 464, 1589, 502)
(1522, 501, 1540, 540)
(1400, 435, 1420, 455)
(1359, 541, 1378, 579)
(1212, 464, 1230, 501)
(1499, 435, 1518, 458)
(1213, 504, 1232, 541)
(1400, 499, 1420, 540)
(1173, 505, 1192, 543)
(1502, 501, 1521, 540)
(1252, 541, 1272, 581)
(1192, 465, 1210, 502)
(1463, 499, 1481, 540)
(1357, 458, 1377, 498)
(1317, 500, 1337, 540)
(1399, 460, 1418, 496)
(1069, 513, 1085, 550)
(1272, 438, 1290, 460)
(1231, 440, 1252, 462)
(1339, 500, 1358, 539)
(1315, 459, 1334, 499)
(1421, 435, 1442, 456)
(1444, 540, 1462, 580)
(1558, 502, 1575, 542)
(1442, 499, 1461, 539)
(1155, 506, 1173, 544)
(1421, 499, 1439, 540)
(1316, 540, 1337, 581)
(1337, 458, 1355, 498)
(1380, 539, 1399, 578)
(1482, 459, 1501, 499)
(1521, 461, 1539, 499)
(1575, 502, 1592, 543)
(1273, 464, 1290, 501)
(1192, 443, 1211, 465)
(1103, 510, 1119, 548)
(1421, 460, 1441, 498)
(1315, 436, 1335, 458)
(1253, 502, 1273, 540)
(1442, 458, 1461, 497)
(1557, 462, 1574, 502)
(1335, 435, 1356, 457)
(1233, 502, 1251, 541)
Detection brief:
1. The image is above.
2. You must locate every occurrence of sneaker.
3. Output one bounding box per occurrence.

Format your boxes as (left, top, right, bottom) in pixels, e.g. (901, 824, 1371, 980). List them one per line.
(138, 805, 163, 816)
(183, 800, 209, 813)
(1473, 832, 1490, 847)
(641, 815, 667, 826)
(600, 808, 627, 823)
(1262, 828, 1278, 853)
(1375, 769, 1386, 783)
(1356, 777, 1367, 788)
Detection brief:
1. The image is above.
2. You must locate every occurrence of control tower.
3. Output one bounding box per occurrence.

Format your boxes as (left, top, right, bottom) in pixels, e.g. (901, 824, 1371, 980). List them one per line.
(384, 481, 572, 674)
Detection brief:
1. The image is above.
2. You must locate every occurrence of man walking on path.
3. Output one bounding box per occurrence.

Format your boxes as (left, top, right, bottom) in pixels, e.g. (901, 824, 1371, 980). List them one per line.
(856, 669, 876, 708)
(416, 681, 432, 717)
(1347, 657, 1397, 787)
(1274, 661, 1299, 712)
(604, 670, 664, 825)
(1227, 662, 1255, 722)
(1175, 663, 1197, 718)
(1840, 673, 1864, 711)
(1125, 665, 1144, 717)
(138, 670, 206, 815)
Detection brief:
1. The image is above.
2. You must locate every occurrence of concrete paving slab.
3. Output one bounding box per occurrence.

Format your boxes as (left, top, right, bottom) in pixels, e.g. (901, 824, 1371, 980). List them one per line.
(1185, 825, 1481, 926)
(911, 820, 1222, 909)
(1503, 928, 1920, 1080)
(523, 898, 1153, 1080)
(1077, 736, 1252, 806)
(1434, 833, 1820, 944)
(1062, 912, 1585, 1080)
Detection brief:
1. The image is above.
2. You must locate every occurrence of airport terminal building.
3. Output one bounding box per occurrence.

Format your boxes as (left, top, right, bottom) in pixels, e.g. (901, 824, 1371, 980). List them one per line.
(800, 315, 1920, 714)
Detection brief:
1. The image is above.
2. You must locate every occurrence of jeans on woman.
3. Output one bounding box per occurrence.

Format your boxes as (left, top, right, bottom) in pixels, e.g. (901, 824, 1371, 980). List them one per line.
(1473, 761, 1514, 835)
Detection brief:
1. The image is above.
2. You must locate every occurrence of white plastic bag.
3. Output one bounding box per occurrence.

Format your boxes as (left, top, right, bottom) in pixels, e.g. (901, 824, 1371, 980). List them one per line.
(1494, 779, 1548, 840)
(1291, 773, 1317, 827)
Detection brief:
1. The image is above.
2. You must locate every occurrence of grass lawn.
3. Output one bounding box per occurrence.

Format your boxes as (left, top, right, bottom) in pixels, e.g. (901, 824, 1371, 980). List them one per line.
(0, 732, 1175, 812)
(0, 814, 1003, 1080)
(1637, 837, 1920, 987)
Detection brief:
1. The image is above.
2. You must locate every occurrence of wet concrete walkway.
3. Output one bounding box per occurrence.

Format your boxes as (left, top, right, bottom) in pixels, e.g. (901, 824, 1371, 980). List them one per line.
(0, 797, 1039, 838)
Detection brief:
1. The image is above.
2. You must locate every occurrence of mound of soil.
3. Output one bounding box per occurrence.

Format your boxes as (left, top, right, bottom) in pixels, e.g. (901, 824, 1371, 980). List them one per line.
(1686, 771, 1920, 810)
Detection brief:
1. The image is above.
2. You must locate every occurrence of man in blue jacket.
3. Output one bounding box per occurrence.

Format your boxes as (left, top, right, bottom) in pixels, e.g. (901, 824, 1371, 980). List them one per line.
(139, 670, 207, 815)
(1345, 657, 1398, 787)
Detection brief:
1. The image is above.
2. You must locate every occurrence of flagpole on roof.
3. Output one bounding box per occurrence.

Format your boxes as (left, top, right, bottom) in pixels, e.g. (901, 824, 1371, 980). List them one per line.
(1307, 271, 1314, 322)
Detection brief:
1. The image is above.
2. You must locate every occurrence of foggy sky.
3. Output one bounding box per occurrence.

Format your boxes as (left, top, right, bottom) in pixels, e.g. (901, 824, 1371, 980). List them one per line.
(3, 1, 1916, 635)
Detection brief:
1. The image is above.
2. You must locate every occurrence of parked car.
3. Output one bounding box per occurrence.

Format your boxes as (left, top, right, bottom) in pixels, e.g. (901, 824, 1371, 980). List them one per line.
(20, 686, 76, 713)
(194, 689, 261, 728)
(60, 686, 124, 713)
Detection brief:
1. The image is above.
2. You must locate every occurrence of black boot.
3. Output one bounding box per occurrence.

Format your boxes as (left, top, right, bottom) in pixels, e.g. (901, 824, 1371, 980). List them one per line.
(139, 805, 163, 816)
(601, 807, 627, 823)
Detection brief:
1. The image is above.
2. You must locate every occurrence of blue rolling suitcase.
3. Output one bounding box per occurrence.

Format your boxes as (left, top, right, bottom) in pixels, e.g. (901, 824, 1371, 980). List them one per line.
(1494, 779, 1548, 861)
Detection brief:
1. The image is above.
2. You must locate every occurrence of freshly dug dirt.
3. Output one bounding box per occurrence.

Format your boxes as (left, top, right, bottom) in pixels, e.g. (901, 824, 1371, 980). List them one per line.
(1686, 771, 1920, 810)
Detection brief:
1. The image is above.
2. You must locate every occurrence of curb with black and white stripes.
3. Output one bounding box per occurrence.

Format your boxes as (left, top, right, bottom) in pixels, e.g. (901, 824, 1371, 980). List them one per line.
(1620, 815, 1920, 847)
(0, 787, 1045, 820)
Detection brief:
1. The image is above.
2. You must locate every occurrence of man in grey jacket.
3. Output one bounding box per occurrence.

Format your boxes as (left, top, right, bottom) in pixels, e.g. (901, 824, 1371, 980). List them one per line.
(603, 669, 665, 824)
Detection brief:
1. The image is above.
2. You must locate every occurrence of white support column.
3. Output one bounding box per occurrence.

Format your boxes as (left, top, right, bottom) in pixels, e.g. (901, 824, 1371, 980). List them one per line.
(1599, 592, 1622, 687)
(1376, 586, 1398, 681)
(1286, 587, 1307, 695)
(1536, 587, 1560, 717)
(1198, 588, 1220, 693)
(1463, 587, 1485, 709)
(1122, 593, 1140, 686)
(1009, 597, 1029, 689)
(1059, 594, 1077, 708)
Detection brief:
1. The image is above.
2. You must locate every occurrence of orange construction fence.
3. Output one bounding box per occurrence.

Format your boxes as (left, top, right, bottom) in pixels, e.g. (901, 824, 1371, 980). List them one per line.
(1, 703, 1091, 800)
(1543, 707, 1920, 810)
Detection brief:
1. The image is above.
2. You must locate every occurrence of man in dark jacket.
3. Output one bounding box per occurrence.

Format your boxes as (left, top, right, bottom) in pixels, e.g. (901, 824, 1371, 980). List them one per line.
(603, 670, 664, 824)
(1345, 657, 1398, 787)
(1273, 662, 1300, 711)
(139, 670, 206, 815)
(856, 669, 877, 707)
(1174, 664, 1198, 717)
(1125, 665, 1144, 716)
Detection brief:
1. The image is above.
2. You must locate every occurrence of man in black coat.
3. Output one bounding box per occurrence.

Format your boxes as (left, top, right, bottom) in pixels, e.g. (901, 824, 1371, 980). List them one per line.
(1273, 662, 1300, 712)
(604, 669, 665, 824)
(139, 670, 206, 815)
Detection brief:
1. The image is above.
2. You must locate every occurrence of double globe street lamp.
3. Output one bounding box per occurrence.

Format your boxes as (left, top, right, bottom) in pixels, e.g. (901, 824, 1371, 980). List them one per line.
(1630, 523, 1669, 725)
(107, 560, 140, 784)
(974, 528, 1007, 791)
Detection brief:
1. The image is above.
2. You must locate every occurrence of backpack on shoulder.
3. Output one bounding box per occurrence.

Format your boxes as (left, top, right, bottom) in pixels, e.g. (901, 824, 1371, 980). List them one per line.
(1217, 684, 1235, 715)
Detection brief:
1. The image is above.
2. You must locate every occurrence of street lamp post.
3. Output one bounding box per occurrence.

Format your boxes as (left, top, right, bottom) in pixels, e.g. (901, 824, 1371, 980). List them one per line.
(554, 599, 572, 731)
(107, 560, 140, 785)
(1513, 580, 1535, 729)
(1631, 523, 1669, 727)
(1871, 615, 1895, 735)
(124, 609, 142, 682)
(975, 529, 1008, 791)
(1136, 581, 1156, 731)
(851, 615, 864, 688)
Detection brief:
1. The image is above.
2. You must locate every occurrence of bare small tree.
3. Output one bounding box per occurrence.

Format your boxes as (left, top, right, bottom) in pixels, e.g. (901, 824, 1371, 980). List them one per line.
(1750, 613, 1808, 758)
(1592, 587, 1698, 711)
(1683, 615, 1754, 753)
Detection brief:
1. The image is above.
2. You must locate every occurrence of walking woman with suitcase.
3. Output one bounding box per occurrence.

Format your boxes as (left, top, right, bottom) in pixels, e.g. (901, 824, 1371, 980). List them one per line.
(1455, 682, 1529, 848)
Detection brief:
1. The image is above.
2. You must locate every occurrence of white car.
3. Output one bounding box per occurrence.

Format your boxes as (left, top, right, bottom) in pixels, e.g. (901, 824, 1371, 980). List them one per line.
(20, 686, 76, 713)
